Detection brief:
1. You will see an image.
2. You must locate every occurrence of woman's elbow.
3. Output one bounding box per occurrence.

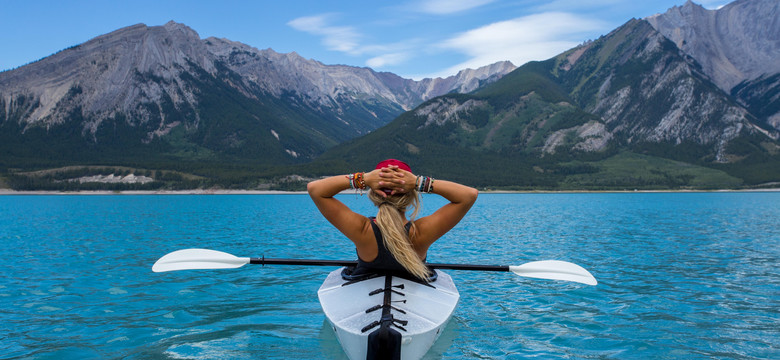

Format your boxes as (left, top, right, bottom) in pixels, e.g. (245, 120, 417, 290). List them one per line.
(306, 180, 320, 197)
(463, 186, 479, 206)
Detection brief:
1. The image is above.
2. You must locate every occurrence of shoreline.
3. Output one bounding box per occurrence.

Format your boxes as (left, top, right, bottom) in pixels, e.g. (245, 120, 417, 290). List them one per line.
(0, 189, 307, 195)
(2, 188, 779, 195)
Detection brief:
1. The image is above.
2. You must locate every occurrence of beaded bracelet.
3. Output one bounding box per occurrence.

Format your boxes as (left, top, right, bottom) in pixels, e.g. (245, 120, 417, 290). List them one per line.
(415, 175, 435, 193)
(346, 172, 365, 190)
(354, 172, 365, 190)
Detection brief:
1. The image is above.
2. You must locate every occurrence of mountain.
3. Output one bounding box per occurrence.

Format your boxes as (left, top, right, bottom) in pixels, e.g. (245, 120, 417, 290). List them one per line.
(0, 21, 515, 168)
(646, 0, 780, 91)
(731, 73, 780, 130)
(3, 1, 779, 191)
(315, 17, 780, 189)
(646, 0, 780, 131)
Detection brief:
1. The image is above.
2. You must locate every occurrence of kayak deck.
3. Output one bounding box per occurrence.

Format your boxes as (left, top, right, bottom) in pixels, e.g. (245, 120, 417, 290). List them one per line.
(318, 268, 459, 360)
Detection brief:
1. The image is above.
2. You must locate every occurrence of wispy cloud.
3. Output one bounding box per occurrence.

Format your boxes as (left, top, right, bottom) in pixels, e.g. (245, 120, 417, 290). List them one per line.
(415, 0, 496, 15)
(287, 14, 362, 54)
(289, 9, 607, 79)
(288, 13, 419, 67)
(434, 12, 605, 77)
(366, 52, 412, 68)
(697, 0, 730, 10)
(533, 0, 624, 12)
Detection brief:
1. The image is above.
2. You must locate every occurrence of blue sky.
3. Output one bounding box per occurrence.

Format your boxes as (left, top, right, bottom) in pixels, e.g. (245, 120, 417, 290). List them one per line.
(0, 0, 730, 79)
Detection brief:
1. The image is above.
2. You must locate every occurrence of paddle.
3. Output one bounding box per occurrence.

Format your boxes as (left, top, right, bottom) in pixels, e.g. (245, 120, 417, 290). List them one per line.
(152, 248, 597, 285)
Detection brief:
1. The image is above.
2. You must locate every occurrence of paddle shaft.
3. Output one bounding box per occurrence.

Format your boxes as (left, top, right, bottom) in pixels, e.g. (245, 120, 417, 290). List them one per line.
(153, 249, 596, 284)
(250, 257, 510, 272)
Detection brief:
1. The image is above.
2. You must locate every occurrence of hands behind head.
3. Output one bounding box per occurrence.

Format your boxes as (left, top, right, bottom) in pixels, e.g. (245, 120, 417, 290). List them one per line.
(365, 165, 415, 197)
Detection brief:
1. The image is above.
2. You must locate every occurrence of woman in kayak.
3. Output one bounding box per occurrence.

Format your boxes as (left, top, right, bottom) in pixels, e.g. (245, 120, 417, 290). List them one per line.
(308, 159, 478, 281)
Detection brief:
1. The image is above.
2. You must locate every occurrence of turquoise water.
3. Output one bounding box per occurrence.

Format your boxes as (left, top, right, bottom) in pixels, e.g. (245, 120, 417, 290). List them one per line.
(1, 192, 778, 359)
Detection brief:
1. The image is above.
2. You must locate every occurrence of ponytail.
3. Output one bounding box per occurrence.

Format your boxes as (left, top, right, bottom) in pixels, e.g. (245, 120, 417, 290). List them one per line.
(368, 190, 429, 281)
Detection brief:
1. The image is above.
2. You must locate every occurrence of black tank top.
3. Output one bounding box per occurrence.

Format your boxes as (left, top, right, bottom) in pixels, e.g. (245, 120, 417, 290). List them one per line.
(343, 217, 413, 278)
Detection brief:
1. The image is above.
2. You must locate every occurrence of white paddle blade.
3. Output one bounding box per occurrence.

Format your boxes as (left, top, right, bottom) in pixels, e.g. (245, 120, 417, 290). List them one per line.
(509, 260, 597, 285)
(152, 248, 250, 272)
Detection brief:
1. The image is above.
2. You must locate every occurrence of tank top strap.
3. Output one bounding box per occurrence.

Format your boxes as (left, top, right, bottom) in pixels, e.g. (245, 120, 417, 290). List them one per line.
(368, 218, 386, 252)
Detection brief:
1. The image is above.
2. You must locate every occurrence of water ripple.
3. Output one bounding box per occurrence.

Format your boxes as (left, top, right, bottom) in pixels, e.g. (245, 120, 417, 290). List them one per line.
(1, 193, 778, 359)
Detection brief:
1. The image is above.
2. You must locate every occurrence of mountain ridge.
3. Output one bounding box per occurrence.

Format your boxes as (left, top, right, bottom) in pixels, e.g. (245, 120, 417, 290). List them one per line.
(314, 16, 780, 188)
(2, 0, 779, 190)
(646, 0, 780, 132)
(646, 0, 780, 92)
(0, 20, 515, 164)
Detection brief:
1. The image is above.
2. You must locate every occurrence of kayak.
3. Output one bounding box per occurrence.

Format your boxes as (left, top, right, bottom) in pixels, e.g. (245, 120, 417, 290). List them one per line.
(152, 249, 596, 358)
(318, 268, 459, 360)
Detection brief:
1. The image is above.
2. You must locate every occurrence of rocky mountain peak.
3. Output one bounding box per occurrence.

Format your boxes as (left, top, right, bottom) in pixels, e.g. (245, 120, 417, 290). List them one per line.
(451, 61, 517, 93)
(646, 0, 780, 91)
(163, 20, 197, 34)
(0, 21, 218, 134)
(0, 21, 515, 162)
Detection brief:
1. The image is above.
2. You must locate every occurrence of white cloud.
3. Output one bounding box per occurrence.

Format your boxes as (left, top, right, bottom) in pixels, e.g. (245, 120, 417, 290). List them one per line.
(697, 0, 730, 10)
(416, 0, 496, 15)
(287, 14, 362, 54)
(288, 14, 420, 68)
(534, 0, 623, 12)
(366, 52, 412, 68)
(435, 12, 605, 76)
(288, 9, 608, 79)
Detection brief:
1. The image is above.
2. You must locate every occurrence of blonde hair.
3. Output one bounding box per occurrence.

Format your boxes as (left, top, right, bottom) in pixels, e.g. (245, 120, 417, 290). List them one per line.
(368, 190, 429, 281)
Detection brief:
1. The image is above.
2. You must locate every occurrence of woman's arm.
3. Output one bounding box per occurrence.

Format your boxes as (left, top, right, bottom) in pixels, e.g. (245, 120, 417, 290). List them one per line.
(307, 175, 366, 242)
(307, 169, 390, 242)
(409, 175, 479, 249)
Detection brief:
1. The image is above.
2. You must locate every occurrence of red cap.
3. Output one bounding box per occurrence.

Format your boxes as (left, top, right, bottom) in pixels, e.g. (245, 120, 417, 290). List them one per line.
(375, 159, 411, 172)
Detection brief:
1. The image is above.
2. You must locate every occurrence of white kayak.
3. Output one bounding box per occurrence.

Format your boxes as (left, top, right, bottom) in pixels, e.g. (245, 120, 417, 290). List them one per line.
(318, 268, 459, 360)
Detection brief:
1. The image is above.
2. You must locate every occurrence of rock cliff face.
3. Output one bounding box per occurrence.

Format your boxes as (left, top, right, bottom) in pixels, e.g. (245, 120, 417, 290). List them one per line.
(0, 21, 515, 162)
(1, 22, 211, 132)
(209, 36, 517, 111)
(731, 73, 780, 129)
(563, 20, 766, 161)
(646, 0, 780, 92)
(646, 0, 780, 131)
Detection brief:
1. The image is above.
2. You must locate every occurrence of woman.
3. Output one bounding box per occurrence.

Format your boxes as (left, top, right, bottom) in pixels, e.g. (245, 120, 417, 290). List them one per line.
(307, 159, 478, 281)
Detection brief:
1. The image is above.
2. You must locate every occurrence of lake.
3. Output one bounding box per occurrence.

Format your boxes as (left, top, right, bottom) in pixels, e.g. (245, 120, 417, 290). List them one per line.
(1, 192, 778, 359)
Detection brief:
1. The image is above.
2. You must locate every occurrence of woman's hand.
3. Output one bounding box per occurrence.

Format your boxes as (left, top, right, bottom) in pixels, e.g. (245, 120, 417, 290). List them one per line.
(365, 166, 415, 197)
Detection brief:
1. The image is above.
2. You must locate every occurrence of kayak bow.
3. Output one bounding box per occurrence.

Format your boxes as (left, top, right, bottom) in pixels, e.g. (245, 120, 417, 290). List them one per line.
(318, 269, 458, 360)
